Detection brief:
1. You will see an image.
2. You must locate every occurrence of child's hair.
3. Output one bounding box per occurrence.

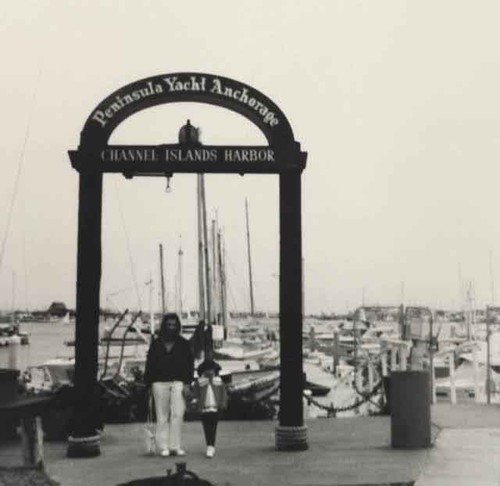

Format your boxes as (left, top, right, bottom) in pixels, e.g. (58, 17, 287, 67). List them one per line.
(197, 357, 221, 377)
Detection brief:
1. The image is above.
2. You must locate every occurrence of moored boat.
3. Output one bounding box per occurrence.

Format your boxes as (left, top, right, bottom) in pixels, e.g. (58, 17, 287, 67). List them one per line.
(0, 323, 29, 345)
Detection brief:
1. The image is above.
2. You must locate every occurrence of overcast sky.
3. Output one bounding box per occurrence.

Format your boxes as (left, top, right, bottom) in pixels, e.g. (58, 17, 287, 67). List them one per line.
(1, 1, 500, 314)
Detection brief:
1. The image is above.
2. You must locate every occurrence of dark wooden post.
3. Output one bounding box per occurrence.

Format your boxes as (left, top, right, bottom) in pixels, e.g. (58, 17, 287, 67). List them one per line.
(275, 168, 308, 450)
(20, 416, 44, 467)
(66, 169, 103, 458)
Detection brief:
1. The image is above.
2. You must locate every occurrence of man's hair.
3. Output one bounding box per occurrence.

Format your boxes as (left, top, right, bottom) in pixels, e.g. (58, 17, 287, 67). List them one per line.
(159, 313, 181, 340)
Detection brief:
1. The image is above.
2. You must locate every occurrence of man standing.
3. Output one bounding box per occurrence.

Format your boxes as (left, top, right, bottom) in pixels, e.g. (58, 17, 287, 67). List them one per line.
(144, 313, 194, 456)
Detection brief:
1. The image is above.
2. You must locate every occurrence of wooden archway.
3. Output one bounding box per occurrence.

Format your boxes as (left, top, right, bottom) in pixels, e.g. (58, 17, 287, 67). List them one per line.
(67, 73, 307, 457)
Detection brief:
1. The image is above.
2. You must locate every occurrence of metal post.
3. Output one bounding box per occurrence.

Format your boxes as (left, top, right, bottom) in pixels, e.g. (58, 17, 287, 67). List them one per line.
(356, 365, 363, 391)
(429, 311, 435, 404)
(333, 331, 340, 374)
(486, 306, 491, 404)
(67, 170, 102, 458)
(430, 359, 436, 405)
(390, 347, 398, 371)
(449, 351, 457, 404)
(381, 349, 388, 377)
(400, 345, 408, 371)
(276, 169, 307, 451)
(472, 344, 481, 402)
(368, 361, 374, 390)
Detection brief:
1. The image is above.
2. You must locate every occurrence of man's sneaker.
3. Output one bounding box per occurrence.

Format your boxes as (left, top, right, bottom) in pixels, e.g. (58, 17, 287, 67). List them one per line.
(159, 449, 170, 457)
(171, 449, 186, 456)
(206, 446, 215, 458)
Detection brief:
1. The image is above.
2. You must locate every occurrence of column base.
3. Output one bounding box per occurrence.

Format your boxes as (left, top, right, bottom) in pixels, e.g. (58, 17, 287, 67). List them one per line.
(275, 425, 308, 451)
(66, 434, 101, 458)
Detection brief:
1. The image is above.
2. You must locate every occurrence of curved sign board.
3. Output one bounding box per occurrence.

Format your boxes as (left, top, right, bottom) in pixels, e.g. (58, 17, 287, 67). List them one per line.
(70, 73, 306, 175)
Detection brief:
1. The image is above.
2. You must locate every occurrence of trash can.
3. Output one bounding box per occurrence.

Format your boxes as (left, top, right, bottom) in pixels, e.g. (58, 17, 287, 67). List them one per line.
(390, 370, 431, 449)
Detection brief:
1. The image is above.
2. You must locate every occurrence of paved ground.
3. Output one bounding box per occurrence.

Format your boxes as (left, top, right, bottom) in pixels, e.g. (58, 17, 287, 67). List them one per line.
(415, 402, 500, 486)
(415, 428, 500, 486)
(1, 403, 499, 486)
(1, 417, 434, 486)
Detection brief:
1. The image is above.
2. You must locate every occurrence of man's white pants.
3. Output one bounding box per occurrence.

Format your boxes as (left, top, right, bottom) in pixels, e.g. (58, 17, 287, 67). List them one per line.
(152, 381, 185, 451)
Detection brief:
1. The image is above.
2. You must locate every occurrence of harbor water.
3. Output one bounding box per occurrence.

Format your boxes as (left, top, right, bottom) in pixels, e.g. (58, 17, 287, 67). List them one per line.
(0, 321, 75, 371)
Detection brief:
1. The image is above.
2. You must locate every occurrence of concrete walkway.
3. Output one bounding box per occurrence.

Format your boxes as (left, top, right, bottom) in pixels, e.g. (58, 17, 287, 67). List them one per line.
(1, 403, 499, 485)
(1, 417, 434, 486)
(416, 403, 500, 486)
(415, 428, 500, 486)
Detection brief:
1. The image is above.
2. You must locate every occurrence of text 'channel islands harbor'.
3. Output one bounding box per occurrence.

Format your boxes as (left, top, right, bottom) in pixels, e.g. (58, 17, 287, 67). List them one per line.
(1, 71, 500, 486)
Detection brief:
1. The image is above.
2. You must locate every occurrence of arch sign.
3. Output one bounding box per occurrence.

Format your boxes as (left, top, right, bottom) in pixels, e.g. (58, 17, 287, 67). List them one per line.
(69, 72, 306, 175)
(67, 73, 308, 459)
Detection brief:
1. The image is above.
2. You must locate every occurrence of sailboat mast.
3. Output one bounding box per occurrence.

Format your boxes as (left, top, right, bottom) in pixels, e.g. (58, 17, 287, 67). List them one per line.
(200, 175, 212, 324)
(159, 243, 166, 314)
(245, 198, 255, 316)
(12, 270, 16, 315)
(178, 235, 184, 316)
(211, 218, 219, 323)
(217, 229, 227, 333)
(148, 274, 155, 336)
(197, 175, 206, 322)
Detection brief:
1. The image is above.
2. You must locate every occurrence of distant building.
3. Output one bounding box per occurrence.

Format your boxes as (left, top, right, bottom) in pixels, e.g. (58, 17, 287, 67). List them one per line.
(47, 302, 68, 317)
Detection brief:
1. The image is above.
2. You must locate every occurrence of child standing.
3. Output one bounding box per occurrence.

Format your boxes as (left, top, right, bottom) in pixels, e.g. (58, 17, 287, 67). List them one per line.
(195, 355, 228, 458)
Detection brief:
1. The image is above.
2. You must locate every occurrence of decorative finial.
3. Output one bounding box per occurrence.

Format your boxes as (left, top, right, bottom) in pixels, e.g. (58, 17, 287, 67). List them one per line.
(178, 119, 200, 144)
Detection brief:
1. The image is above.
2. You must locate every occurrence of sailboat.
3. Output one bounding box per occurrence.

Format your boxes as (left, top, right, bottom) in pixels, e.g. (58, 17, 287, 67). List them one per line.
(211, 200, 277, 363)
(191, 141, 279, 410)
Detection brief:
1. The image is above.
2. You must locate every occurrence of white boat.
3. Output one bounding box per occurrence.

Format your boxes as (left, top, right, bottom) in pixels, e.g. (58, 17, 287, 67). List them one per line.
(0, 323, 29, 345)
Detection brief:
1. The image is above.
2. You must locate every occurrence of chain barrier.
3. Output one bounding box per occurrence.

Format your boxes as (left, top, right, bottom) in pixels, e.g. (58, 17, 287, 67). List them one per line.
(304, 342, 390, 417)
(304, 380, 383, 417)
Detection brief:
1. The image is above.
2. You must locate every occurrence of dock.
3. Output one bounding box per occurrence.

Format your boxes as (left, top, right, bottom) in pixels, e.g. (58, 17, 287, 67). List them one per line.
(1, 403, 499, 485)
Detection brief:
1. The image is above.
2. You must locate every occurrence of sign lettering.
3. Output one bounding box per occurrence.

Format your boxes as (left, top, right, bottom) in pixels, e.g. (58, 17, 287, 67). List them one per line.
(91, 75, 280, 129)
(99, 146, 275, 164)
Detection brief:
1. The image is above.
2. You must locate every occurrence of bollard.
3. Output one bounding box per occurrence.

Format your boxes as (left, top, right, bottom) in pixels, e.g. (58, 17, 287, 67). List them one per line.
(390, 370, 431, 449)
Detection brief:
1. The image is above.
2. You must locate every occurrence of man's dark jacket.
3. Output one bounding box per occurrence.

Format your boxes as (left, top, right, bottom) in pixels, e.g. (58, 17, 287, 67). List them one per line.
(144, 336, 194, 385)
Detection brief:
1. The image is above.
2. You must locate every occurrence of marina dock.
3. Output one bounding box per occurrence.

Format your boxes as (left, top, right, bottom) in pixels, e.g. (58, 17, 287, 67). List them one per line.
(1, 403, 499, 485)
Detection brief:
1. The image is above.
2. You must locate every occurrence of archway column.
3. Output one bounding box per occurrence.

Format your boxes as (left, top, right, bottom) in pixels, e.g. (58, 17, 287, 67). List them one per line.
(275, 167, 308, 450)
(67, 168, 103, 458)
